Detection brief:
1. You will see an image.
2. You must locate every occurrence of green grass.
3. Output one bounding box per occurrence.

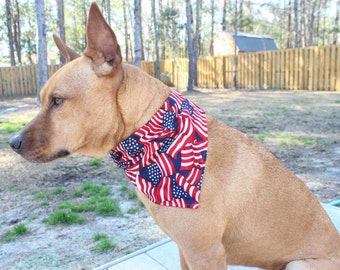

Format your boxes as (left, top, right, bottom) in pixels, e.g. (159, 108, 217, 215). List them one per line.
(95, 197, 121, 216)
(58, 197, 121, 216)
(280, 136, 325, 146)
(1, 223, 30, 242)
(40, 201, 49, 207)
(89, 157, 101, 167)
(52, 187, 65, 195)
(45, 211, 86, 225)
(120, 181, 137, 200)
(127, 207, 140, 214)
(300, 138, 314, 145)
(73, 189, 83, 197)
(280, 135, 299, 146)
(7, 185, 18, 192)
(56, 182, 122, 222)
(58, 200, 75, 210)
(93, 238, 116, 252)
(257, 131, 327, 147)
(28, 216, 38, 222)
(73, 182, 110, 197)
(128, 191, 137, 199)
(257, 131, 268, 142)
(138, 201, 144, 208)
(0, 116, 32, 134)
(38, 181, 124, 227)
(33, 191, 50, 200)
(93, 233, 108, 241)
(92, 233, 116, 252)
(120, 183, 129, 193)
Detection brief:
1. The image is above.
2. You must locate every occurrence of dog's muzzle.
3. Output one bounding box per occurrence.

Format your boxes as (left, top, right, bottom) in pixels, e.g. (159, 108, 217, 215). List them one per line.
(9, 134, 23, 153)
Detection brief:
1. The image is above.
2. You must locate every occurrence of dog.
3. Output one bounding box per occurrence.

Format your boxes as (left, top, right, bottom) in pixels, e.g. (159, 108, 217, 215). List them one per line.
(9, 2, 340, 270)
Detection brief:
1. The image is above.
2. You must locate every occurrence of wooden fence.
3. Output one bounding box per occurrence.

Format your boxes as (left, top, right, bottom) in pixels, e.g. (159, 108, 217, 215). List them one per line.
(1, 44, 339, 97)
(0, 65, 61, 97)
(149, 44, 340, 91)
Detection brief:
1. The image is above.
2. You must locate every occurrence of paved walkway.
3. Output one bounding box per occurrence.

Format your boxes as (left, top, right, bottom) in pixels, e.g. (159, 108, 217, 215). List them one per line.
(94, 204, 340, 270)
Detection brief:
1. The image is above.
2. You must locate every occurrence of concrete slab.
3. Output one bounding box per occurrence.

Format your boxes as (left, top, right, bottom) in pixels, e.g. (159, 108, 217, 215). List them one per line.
(146, 240, 181, 269)
(107, 253, 168, 270)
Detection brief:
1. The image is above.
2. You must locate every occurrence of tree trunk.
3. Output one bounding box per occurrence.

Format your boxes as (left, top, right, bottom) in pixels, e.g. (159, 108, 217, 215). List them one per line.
(194, 0, 201, 86)
(233, 0, 238, 89)
(134, 0, 142, 67)
(287, 0, 292, 48)
(123, 0, 129, 61)
(6, 0, 16, 66)
(300, 0, 306, 47)
(152, 0, 160, 79)
(315, 0, 323, 45)
(13, 0, 22, 64)
(334, 0, 340, 44)
(308, 0, 317, 46)
(106, 0, 111, 26)
(159, 0, 166, 60)
(82, 0, 87, 51)
(186, 0, 194, 91)
(294, 0, 299, 48)
(209, 0, 215, 55)
(222, 0, 227, 31)
(56, 0, 66, 64)
(35, 0, 48, 101)
(238, 0, 243, 32)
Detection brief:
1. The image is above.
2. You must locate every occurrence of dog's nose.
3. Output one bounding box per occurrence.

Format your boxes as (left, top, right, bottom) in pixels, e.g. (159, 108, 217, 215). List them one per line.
(9, 134, 23, 153)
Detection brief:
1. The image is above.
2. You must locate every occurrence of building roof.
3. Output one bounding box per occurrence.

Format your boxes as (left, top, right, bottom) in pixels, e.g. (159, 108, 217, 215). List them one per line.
(227, 32, 278, 52)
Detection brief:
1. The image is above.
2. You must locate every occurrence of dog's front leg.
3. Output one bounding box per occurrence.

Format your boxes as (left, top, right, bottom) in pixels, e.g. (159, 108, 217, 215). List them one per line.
(178, 247, 189, 270)
(136, 189, 228, 269)
(176, 240, 227, 270)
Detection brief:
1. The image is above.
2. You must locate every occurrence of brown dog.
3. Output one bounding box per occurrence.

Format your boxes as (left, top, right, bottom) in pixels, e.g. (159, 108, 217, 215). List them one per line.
(9, 3, 340, 270)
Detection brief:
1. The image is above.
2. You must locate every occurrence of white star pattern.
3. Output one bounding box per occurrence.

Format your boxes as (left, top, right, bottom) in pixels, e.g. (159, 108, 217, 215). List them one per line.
(196, 173, 203, 189)
(172, 177, 188, 199)
(121, 136, 144, 156)
(180, 99, 194, 115)
(158, 137, 175, 153)
(147, 163, 162, 185)
(163, 111, 176, 130)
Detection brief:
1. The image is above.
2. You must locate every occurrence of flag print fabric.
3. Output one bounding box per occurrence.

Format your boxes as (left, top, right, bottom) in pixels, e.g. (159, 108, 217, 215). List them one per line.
(110, 90, 208, 208)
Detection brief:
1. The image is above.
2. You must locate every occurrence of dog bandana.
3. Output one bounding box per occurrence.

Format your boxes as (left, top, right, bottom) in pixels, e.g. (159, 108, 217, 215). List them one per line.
(110, 91, 208, 208)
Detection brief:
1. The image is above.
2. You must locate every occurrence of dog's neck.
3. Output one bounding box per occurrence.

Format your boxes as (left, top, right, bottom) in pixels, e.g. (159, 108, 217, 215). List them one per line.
(116, 63, 172, 141)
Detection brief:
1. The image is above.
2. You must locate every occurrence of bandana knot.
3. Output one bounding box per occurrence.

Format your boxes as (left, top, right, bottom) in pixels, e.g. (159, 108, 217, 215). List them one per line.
(110, 91, 208, 208)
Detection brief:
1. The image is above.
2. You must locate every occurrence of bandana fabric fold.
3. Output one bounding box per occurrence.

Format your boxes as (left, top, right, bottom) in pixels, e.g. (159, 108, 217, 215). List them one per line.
(110, 91, 208, 208)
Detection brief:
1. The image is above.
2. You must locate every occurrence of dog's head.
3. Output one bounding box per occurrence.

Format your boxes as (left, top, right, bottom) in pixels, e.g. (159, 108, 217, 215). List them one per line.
(9, 3, 125, 162)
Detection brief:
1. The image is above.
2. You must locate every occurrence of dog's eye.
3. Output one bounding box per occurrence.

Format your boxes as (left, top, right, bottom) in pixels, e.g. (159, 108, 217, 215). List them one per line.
(51, 97, 63, 108)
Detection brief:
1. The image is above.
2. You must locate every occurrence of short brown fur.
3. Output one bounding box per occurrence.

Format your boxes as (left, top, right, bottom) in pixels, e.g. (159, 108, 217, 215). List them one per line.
(10, 3, 340, 270)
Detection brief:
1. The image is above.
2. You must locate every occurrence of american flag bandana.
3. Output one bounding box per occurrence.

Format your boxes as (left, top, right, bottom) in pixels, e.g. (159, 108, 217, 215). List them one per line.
(110, 91, 208, 208)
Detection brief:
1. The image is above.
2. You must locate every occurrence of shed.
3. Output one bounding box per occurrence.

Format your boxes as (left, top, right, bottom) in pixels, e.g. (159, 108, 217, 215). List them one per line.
(213, 32, 278, 56)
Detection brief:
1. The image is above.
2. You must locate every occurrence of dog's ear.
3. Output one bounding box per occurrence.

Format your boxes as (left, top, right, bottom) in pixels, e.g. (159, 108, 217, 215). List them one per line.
(84, 2, 122, 73)
(53, 34, 80, 63)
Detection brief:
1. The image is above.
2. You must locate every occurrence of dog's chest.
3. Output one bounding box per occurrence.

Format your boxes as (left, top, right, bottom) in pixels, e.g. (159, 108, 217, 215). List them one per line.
(110, 91, 208, 208)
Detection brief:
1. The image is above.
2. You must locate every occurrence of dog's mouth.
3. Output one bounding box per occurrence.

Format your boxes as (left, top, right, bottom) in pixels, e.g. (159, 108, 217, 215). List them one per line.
(10, 133, 71, 163)
(54, 149, 71, 159)
(30, 149, 71, 163)
(22, 149, 70, 163)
